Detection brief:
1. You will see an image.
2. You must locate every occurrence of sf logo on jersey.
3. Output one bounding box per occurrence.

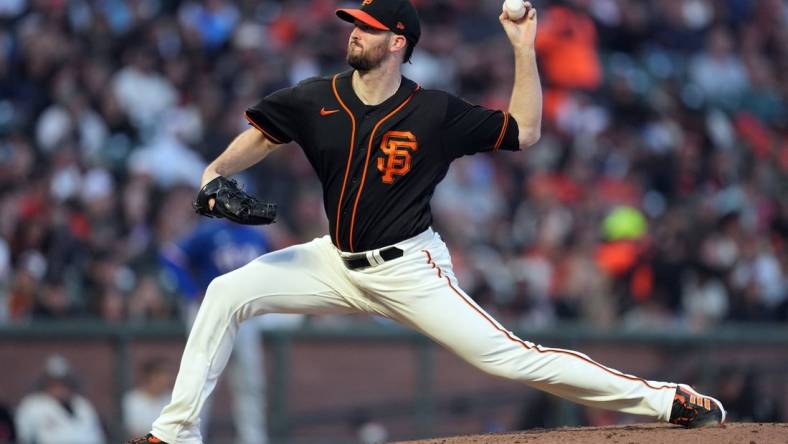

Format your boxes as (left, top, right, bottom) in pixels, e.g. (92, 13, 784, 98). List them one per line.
(377, 131, 417, 184)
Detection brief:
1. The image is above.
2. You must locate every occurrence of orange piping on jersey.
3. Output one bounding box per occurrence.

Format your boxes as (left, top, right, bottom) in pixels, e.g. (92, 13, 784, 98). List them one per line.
(348, 86, 420, 252)
(494, 111, 509, 152)
(332, 73, 357, 251)
(244, 112, 285, 145)
(421, 249, 678, 392)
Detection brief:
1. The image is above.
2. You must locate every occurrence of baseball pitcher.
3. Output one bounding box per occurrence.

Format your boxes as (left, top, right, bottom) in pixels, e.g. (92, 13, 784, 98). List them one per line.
(130, 1, 724, 443)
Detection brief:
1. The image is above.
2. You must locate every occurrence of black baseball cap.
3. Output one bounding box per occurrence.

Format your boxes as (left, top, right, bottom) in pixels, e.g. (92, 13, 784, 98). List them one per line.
(336, 0, 421, 46)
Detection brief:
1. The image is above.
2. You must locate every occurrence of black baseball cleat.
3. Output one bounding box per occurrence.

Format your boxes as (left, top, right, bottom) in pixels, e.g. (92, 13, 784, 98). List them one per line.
(669, 384, 727, 428)
(126, 433, 168, 444)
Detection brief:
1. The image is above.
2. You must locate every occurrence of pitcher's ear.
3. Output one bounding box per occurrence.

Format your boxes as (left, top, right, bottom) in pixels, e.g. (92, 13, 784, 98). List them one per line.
(391, 35, 407, 51)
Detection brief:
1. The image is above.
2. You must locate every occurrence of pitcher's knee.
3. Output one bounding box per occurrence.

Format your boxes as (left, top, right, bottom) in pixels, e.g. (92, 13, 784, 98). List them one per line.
(203, 273, 274, 323)
(203, 274, 245, 315)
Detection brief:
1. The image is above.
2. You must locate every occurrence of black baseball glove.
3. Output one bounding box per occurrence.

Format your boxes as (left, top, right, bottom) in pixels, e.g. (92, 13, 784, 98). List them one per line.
(193, 176, 277, 225)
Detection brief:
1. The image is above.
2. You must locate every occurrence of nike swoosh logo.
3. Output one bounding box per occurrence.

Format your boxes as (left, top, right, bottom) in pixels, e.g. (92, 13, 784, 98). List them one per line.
(320, 107, 340, 116)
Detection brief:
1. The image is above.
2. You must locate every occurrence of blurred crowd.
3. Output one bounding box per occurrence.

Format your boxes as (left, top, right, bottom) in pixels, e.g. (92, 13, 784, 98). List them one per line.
(0, 353, 173, 443)
(0, 0, 786, 331)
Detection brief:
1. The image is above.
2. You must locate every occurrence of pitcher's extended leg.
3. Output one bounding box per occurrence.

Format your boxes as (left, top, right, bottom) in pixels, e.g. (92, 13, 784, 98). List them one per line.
(361, 238, 676, 421)
(152, 237, 364, 444)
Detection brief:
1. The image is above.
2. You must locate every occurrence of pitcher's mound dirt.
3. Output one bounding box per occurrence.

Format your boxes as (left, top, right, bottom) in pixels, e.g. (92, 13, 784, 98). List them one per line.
(394, 422, 787, 444)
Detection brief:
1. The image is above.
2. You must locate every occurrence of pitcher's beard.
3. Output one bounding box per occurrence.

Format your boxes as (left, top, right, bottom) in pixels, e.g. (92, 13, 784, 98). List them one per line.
(346, 44, 387, 72)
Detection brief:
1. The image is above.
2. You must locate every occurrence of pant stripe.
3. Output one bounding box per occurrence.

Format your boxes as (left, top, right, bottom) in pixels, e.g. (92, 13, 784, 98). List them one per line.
(421, 249, 676, 392)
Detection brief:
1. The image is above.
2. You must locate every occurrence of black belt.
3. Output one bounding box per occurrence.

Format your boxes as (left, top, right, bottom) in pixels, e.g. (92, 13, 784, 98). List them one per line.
(342, 247, 404, 270)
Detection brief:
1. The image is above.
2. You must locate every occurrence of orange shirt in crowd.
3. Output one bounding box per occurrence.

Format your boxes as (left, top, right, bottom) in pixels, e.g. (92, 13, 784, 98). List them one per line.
(535, 6, 602, 91)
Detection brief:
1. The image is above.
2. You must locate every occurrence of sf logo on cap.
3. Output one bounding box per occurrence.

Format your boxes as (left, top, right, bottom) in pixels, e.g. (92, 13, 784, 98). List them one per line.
(362, 0, 374, 5)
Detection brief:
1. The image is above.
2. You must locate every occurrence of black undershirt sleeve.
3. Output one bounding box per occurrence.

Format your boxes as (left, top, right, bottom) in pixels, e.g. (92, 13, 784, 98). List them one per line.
(440, 94, 520, 159)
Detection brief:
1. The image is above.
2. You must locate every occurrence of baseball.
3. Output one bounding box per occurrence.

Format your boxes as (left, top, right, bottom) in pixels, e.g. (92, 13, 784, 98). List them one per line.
(504, 0, 526, 20)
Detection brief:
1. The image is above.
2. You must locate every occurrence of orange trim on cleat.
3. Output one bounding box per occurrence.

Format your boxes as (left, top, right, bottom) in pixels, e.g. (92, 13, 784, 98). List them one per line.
(125, 433, 168, 444)
(669, 384, 726, 428)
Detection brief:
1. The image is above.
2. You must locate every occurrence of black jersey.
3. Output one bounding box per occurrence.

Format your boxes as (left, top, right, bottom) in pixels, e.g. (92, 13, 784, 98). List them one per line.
(245, 70, 520, 252)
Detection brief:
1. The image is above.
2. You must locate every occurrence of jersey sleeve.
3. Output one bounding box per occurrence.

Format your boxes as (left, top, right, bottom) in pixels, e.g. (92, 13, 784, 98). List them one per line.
(245, 85, 303, 145)
(441, 94, 520, 159)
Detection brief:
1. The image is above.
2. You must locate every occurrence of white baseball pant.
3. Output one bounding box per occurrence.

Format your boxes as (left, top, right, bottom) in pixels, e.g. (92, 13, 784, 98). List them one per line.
(184, 302, 268, 444)
(152, 228, 677, 443)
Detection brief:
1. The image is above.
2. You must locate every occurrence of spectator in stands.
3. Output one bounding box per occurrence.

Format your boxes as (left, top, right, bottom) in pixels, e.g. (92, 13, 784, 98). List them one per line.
(535, 0, 602, 91)
(689, 26, 750, 109)
(123, 358, 173, 439)
(32, 275, 77, 320)
(681, 265, 729, 327)
(15, 354, 104, 444)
